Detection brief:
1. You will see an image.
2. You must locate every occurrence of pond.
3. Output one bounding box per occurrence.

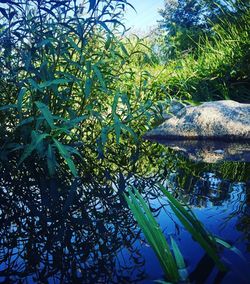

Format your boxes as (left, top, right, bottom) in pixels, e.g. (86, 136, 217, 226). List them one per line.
(0, 141, 249, 283)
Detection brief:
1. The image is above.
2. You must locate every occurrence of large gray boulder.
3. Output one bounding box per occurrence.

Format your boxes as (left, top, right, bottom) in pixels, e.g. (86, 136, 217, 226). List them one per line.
(145, 100, 250, 141)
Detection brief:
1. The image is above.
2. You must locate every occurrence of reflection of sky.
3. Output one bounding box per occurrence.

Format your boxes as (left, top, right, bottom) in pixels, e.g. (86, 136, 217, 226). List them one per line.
(124, 0, 164, 32)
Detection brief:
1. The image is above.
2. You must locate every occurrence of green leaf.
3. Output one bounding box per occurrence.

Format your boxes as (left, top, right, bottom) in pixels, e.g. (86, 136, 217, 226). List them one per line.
(67, 36, 81, 53)
(28, 78, 40, 90)
(18, 131, 48, 166)
(214, 237, 245, 261)
(0, 104, 17, 111)
(121, 124, 138, 142)
(160, 185, 227, 271)
(38, 78, 71, 89)
(113, 115, 121, 144)
(171, 237, 188, 282)
(112, 93, 120, 115)
(17, 87, 27, 117)
(92, 65, 106, 90)
(171, 237, 186, 270)
(64, 115, 87, 129)
(35, 101, 55, 129)
(52, 138, 78, 177)
(18, 117, 34, 127)
(125, 187, 179, 282)
(119, 41, 129, 57)
(101, 126, 111, 145)
(47, 144, 56, 176)
(84, 78, 92, 98)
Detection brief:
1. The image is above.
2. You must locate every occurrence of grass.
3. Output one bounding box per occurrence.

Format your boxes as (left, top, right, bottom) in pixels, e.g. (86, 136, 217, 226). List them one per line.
(125, 185, 245, 282)
(124, 186, 187, 283)
(0, 1, 249, 178)
(149, 7, 250, 104)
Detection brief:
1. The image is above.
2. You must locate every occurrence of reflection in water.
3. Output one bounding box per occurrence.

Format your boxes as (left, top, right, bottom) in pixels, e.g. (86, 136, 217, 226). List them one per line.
(0, 142, 249, 283)
(0, 169, 144, 283)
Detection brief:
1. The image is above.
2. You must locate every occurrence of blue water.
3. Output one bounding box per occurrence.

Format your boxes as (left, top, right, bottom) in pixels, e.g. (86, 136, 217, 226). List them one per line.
(0, 143, 249, 283)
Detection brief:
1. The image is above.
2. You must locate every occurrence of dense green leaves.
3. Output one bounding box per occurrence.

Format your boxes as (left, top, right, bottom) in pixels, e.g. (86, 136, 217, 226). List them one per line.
(0, 0, 157, 176)
(1, 0, 248, 179)
(18, 131, 49, 166)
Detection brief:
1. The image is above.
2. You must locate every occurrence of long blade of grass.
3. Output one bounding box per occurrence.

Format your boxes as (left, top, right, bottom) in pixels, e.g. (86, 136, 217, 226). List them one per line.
(160, 186, 227, 271)
(125, 188, 179, 282)
(170, 237, 189, 282)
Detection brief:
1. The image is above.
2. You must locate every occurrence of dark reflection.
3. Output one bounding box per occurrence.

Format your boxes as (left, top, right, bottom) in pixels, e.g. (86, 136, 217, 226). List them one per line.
(0, 165, 145, 283)
(0, 142, 249, 283)
(145, 137, 250, 163)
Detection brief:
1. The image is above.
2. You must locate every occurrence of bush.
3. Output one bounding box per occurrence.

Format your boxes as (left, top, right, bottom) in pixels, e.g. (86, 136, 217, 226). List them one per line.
(0, 0, 160, 176)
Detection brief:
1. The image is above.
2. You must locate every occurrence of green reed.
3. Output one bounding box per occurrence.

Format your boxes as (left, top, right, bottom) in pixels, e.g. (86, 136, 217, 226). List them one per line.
(125, 185, 245, 283)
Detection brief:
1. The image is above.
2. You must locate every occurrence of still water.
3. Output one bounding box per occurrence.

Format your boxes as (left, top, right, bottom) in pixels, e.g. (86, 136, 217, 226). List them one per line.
(0, 141, 249, 283)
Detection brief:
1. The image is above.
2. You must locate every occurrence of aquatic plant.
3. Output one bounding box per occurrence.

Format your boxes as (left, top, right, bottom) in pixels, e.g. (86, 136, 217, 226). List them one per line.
(125, 185, 245, 282)
(124, 187, 188, 283)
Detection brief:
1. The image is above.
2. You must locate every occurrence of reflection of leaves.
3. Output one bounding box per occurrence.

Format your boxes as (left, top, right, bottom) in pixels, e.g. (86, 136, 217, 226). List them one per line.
(88, 0, 97, 12)
(0, 158, 145, 283)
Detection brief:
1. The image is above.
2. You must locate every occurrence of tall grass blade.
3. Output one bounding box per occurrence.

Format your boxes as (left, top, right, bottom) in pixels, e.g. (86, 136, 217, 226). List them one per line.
(160, 185, 227, 271)
(170, 237, 188, 281)
(125, 187, 180, 283)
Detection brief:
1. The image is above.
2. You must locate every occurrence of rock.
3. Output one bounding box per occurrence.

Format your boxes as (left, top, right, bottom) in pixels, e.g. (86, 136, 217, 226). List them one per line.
(168, 100, 186, 115)
(162, 99, 186, 120)
(144, 100, 250, 141)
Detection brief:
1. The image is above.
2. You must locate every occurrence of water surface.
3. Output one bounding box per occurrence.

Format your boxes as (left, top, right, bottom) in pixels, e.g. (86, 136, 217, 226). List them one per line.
(0, 142, 249, 283)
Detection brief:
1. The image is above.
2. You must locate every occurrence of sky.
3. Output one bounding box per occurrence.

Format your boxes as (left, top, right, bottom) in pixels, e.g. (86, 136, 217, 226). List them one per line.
(124, 0, 165, 33)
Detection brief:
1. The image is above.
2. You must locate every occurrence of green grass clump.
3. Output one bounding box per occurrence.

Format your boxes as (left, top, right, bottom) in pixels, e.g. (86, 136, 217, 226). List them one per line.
(125, 187, 187, 283)
(150, 8, 250, 103)
(125, 185, 245, 282)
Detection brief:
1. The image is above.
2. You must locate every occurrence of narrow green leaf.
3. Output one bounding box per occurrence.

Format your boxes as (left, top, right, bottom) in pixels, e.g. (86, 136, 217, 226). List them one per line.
(171, 237, 186, 270)
(125, 188, 179, 282)
(35, 101, 55, 129)
(53, 138, 77, 177)
(17, 87, 27, 117)
(18, 132, 48, 165)
(114, 115, 121, 144)
(160, 185, 226, 271)
(67, 36, 81, 53)
(171, 237, 189, 282)
(84, 78, 92, 98)
(214, 237, 245, 260)
(0, 104, 17, 111)
(38, 78, 71, 89)
(92, 65, 106, 90)
(112, 93, 120, 115)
